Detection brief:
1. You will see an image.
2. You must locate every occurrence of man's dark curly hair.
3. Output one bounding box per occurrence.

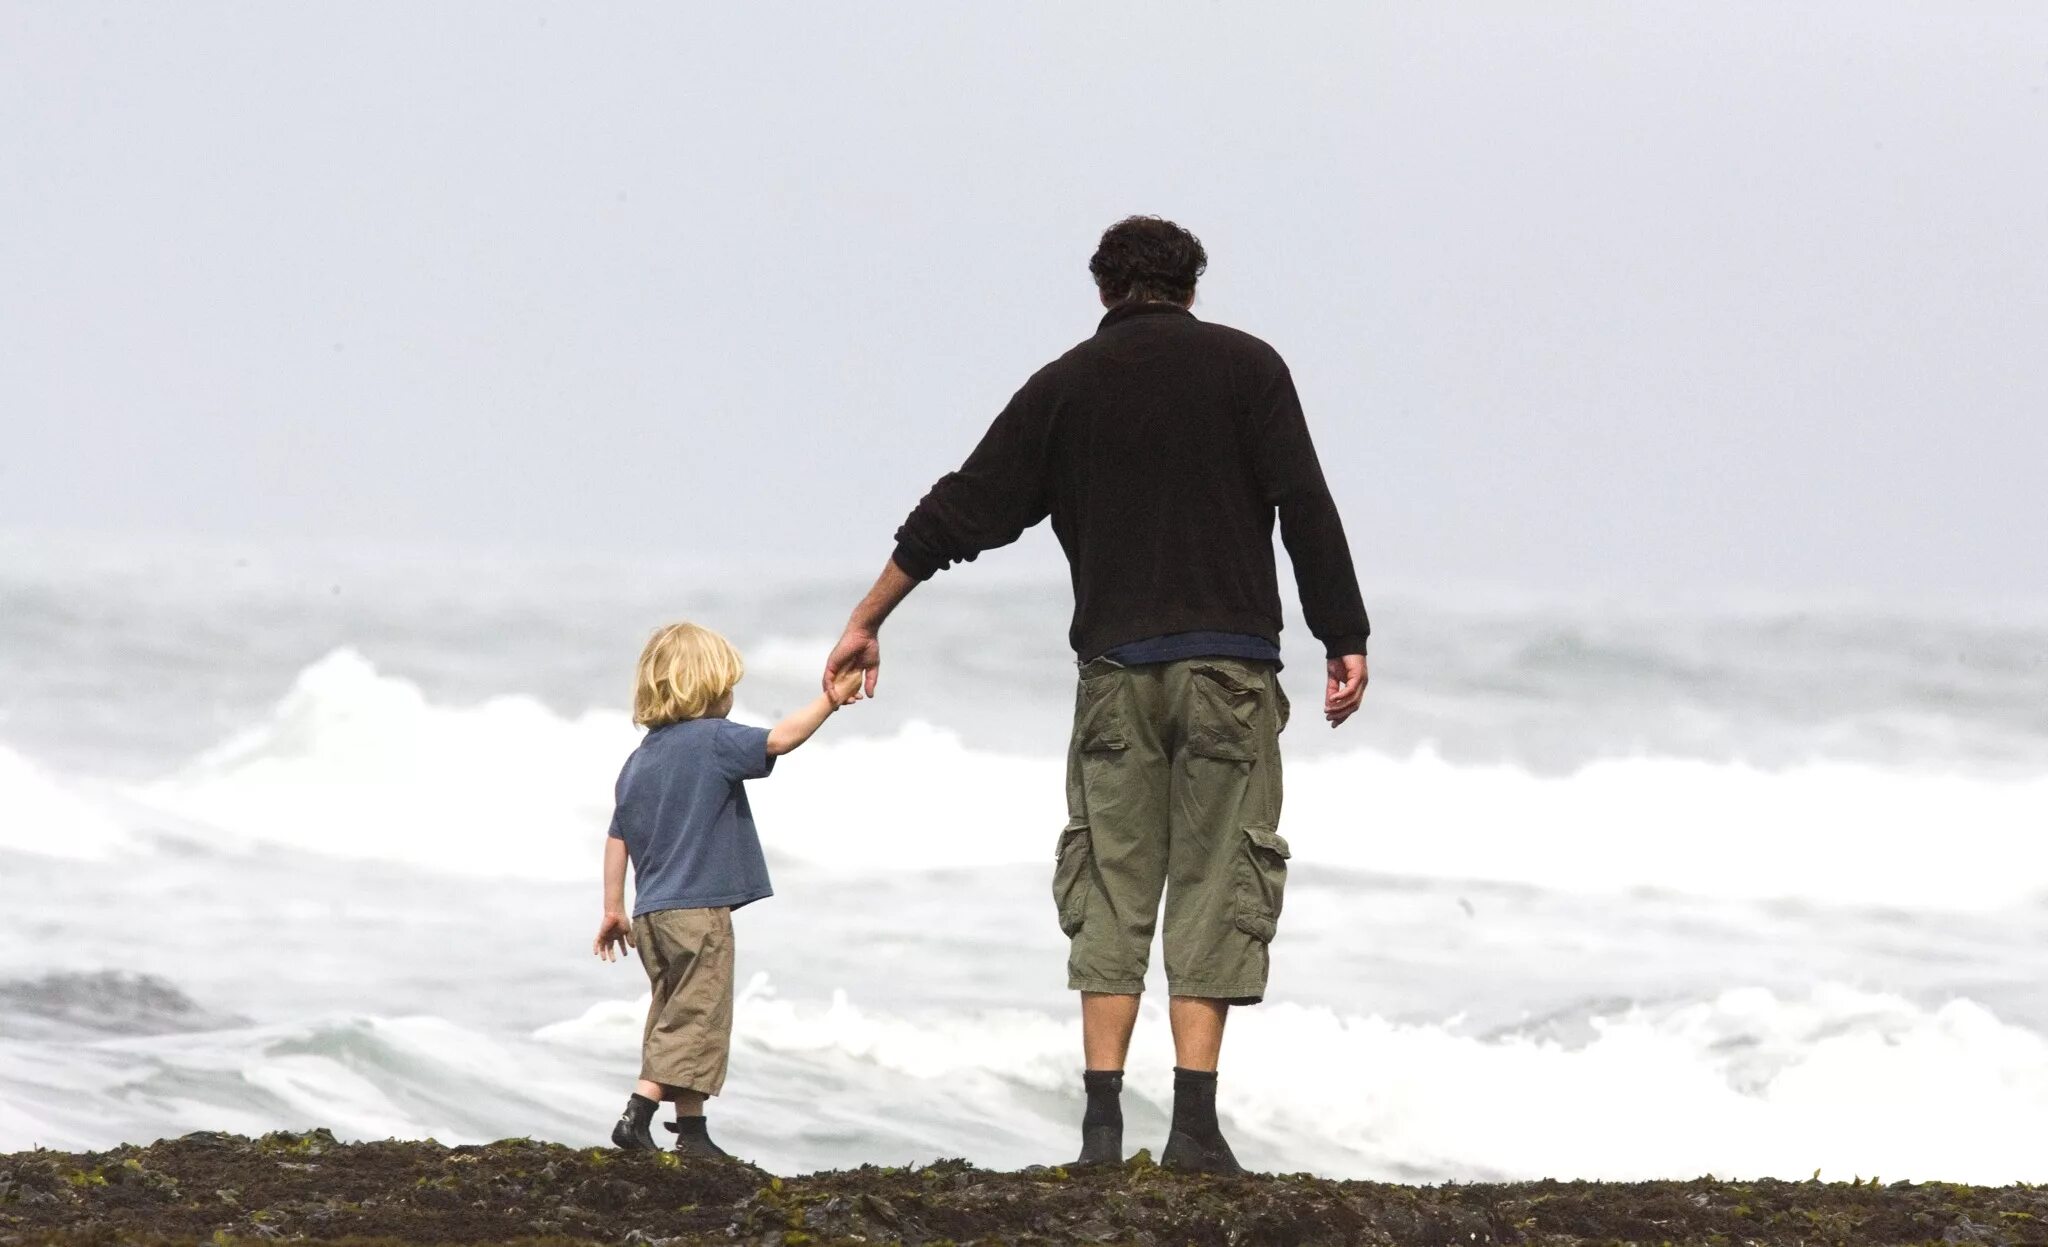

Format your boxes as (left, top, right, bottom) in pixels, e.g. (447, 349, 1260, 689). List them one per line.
(1089, 215, 1207, 306)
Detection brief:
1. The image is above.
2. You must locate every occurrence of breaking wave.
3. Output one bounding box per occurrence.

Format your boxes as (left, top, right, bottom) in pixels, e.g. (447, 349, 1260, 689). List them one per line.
(4, 978, 2047, 1184)
(5, 649, 2024, 909)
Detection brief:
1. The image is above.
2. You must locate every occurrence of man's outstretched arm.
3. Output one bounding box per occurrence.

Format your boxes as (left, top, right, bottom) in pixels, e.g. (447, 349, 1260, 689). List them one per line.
(826, 374, 1054, 701)
(822, 558, 919, 700)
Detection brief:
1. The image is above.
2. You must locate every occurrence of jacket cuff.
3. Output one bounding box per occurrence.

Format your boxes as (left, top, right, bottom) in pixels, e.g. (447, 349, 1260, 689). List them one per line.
(890, 540, 942, 582)
(1323, 634, 1370, 659)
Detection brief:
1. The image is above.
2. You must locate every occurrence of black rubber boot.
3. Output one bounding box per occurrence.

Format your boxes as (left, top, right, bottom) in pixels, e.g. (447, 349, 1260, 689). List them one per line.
(664, 1115, 731, 1159)
(1159, 1067, 1244, 1175)
(1073, 1069, 1125, 1165)
(609, 1093, 660, 1151)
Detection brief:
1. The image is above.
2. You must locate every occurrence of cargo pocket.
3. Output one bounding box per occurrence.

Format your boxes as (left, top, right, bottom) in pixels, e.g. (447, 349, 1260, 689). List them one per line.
(1188, 663, 1263, 761)
(1052, 821, 1094, 937)
(1233, 825, 1291, 942)
(1075, 673, 1130, 753)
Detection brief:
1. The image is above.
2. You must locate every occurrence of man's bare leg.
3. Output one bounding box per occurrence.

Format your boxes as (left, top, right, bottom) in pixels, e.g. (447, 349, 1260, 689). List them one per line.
(1168, 996, 1228, 1071)
(1081, 992, 1141, 1069)
(1075, 992, 1139, 1164)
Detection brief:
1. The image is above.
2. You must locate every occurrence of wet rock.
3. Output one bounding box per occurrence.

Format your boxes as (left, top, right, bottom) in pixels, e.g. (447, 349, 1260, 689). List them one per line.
(2, 1134, 2045, 1246)
(1947, 1214, 2012, 1246)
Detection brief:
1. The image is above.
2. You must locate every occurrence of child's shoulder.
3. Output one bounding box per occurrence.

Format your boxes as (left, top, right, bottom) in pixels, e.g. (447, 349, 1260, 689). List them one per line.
(623, 719, 711, 778)
(637, 716, 744, 752)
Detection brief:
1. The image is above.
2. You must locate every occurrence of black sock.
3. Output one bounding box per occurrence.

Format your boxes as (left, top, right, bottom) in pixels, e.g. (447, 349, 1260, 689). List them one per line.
(1082, 1069, 1124, 1133)
(1074, 1068, 1125, 1164)
(1162, 1067, 1242, 1174)
(1171, 1067, 1220, 1138)
(624, 1093, 658, 1126)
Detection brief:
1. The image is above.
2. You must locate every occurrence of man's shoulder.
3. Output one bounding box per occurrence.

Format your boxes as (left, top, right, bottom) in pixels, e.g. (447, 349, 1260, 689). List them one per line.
(1192, 318, 1288, 368)
(1031, 334, 1107, 382)
(1020, 316, 1288, 406)
(1060, 315, 1286, 365)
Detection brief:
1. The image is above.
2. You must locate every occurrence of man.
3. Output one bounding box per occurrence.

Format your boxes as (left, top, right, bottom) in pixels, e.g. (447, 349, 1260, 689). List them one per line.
(822, 216, 1369, 1173)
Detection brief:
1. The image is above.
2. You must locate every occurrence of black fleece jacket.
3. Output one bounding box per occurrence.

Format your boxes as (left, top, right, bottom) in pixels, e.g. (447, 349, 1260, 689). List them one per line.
(892, 302, 1370, 661)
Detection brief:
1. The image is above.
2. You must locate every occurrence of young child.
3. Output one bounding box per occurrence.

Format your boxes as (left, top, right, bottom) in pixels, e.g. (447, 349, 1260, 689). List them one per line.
(593, 620, 862, 1157)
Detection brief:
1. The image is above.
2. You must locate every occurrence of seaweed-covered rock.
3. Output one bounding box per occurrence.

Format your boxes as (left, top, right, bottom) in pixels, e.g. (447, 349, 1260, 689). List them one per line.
(1, 1132, 2044, 1246)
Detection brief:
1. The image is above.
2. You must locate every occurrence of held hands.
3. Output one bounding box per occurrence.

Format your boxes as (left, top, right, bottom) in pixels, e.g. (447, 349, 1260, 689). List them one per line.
(1325, 654, 1368, 728)
(593, 911, 634, 962)
(827, 665, 866, 707)
(823, 626, 881, 702)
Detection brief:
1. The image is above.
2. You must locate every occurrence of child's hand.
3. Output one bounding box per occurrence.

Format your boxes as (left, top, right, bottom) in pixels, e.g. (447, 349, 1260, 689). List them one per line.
(593, 912, 634, 962)
(829, 666, 866, 706)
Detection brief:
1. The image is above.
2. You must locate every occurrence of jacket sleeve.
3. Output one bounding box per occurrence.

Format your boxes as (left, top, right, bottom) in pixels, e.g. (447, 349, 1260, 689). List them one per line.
(1252, 359, 1371, 657)
(891, 376, 1053, 580)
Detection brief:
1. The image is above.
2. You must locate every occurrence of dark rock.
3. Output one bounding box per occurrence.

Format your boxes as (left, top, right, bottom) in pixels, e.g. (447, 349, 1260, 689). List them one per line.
(2, 1134, 2043, 1246)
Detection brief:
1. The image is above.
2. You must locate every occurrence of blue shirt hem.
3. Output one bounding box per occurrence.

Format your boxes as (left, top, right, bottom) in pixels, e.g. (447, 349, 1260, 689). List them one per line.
(632, 887, 773, 918)
(1099, 631, 1282, 668)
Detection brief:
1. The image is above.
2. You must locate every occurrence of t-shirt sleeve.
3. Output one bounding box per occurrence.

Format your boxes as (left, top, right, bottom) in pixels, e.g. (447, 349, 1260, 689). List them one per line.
(605, 761, 628, 838)
(714, 721, 776, 781)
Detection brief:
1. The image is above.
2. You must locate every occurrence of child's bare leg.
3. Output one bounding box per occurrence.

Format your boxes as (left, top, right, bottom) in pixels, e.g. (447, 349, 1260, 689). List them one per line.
(635, 1078, 664, 1101)
(668, 1087, 707, 1117)
(665, 1086, 725, 1157)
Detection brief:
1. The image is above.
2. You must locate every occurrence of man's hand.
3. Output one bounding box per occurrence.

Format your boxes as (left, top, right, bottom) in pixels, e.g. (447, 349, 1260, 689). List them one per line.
(823, 626, 882, 701)
(824, 560, 919, 702)
(1324, 654, 1368, 727)
(593, 912, 634, 962)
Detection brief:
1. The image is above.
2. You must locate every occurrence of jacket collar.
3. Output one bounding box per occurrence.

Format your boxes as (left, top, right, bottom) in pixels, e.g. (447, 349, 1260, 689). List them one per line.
(1097, 301, 1196, 332)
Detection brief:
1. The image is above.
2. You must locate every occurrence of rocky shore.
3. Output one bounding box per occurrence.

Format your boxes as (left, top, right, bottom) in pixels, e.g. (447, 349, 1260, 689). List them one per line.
(3, 1130, 2042, 1246)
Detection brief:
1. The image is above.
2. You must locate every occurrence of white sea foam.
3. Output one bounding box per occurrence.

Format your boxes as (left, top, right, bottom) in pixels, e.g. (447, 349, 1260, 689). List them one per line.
(0, 1013, 605, 1153)
(119, 650, 2048, 909)
(541, 981, 2048, 1182)
(134, 649, 635, 879)
(0, 744, 135, 860)
(8, 983, 2048, 1183)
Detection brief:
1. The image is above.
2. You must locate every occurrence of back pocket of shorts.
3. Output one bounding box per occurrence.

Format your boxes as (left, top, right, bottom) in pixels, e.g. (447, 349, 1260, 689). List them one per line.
(1052, 821, 1094, 936)
(1075, 673, 1130, 752)
(1233, 824, 1291, 942)
(1188, 663, 1262, 762)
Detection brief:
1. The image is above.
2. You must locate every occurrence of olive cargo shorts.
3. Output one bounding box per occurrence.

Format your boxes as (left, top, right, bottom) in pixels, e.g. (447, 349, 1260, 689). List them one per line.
(1053, 656, 1291, 1003)
(632, 906, 735, 1095)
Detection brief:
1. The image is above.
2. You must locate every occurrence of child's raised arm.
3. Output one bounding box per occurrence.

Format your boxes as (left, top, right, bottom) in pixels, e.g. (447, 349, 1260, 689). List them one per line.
(767, 668, 864, 756)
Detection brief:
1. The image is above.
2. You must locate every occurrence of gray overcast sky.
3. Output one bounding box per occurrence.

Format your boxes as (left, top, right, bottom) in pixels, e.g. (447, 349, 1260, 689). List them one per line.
(3, 3, 2044, 601)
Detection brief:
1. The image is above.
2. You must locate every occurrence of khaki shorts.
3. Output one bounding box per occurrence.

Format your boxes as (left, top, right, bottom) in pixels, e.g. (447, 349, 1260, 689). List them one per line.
(632, 906, 735, 1095)
(1053, 656, 1290, 1004)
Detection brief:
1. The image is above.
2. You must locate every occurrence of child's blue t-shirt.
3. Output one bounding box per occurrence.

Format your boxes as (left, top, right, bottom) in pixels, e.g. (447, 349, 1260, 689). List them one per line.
(607, 717, 775, 917)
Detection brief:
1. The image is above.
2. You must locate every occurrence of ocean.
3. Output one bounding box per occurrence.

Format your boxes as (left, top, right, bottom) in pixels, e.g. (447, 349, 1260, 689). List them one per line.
(2, 533, 2046, 1183)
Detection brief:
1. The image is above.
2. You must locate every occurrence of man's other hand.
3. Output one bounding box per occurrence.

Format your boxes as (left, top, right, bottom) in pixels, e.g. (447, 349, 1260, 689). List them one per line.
(824, 626, 882, 701)
(1324, 654, 1367, 727)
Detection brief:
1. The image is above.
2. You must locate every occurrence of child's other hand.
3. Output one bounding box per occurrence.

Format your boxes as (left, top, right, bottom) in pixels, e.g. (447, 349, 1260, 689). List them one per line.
(829, 667, 866, 706)
(593, 912, 634, 962)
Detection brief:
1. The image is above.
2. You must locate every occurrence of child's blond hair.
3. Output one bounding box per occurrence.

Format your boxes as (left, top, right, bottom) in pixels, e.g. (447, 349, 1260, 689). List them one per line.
(634, 622, 744, 727)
